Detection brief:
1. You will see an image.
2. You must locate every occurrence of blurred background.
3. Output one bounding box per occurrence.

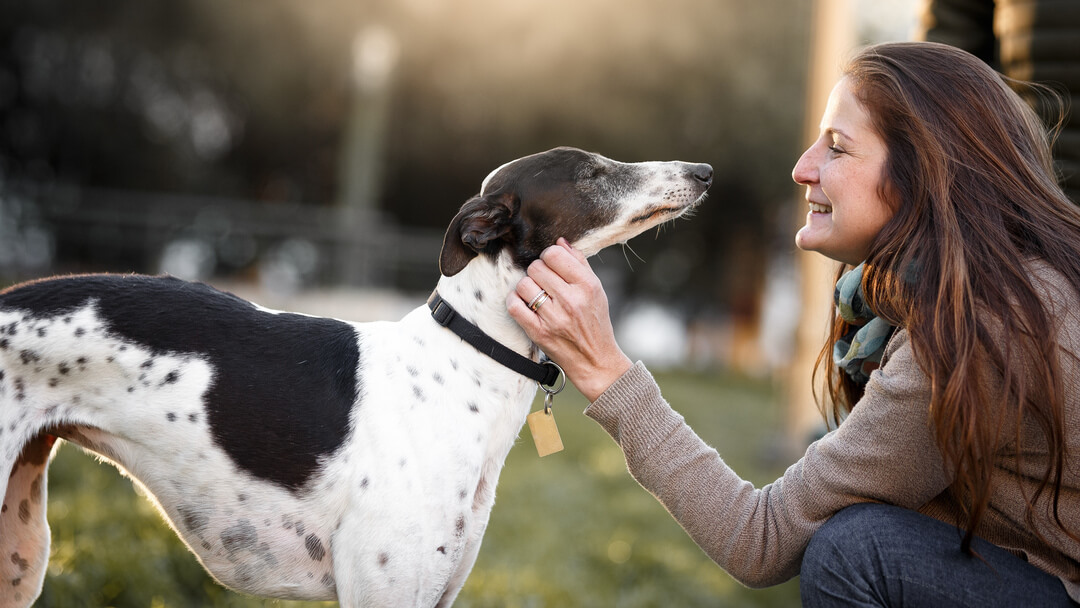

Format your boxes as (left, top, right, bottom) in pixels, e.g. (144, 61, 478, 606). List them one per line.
(7, 0, 1069, 606)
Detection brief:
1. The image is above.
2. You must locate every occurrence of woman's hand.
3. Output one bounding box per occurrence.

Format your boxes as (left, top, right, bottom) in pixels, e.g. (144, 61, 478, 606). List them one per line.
(506, 238, 633, 402)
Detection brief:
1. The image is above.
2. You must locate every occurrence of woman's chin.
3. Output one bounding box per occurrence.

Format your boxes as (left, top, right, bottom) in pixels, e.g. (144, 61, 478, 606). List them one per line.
(794, 225, 823, 254)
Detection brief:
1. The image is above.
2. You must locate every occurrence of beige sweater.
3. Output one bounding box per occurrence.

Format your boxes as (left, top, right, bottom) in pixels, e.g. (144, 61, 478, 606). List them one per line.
(585, 268, 1080, 601)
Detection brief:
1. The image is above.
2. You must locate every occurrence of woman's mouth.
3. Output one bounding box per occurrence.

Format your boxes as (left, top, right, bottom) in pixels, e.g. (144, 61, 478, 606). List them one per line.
(809, 202, 832, 214)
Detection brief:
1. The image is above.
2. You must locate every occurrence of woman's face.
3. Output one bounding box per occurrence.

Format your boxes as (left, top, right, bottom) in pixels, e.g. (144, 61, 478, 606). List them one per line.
(792, 77, 894, 266)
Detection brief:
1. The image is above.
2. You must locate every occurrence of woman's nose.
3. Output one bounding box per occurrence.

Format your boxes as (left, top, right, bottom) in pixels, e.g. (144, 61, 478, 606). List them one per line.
(791, 144, 818, 186)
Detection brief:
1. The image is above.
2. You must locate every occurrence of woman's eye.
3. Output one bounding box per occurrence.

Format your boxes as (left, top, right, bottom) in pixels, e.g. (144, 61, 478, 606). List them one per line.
(827, 144, 845, 155)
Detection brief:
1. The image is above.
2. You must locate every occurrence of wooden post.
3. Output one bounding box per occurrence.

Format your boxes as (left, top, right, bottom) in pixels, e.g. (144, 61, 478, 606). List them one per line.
(786, 0, 855, 449)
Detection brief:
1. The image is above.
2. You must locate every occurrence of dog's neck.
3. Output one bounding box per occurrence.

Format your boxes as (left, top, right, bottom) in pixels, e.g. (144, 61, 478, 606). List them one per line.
(433, 250, 536, 360)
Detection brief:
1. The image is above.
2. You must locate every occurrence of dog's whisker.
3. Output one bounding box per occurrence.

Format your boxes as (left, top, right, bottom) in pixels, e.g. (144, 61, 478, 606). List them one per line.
(621, 242, 645, 269)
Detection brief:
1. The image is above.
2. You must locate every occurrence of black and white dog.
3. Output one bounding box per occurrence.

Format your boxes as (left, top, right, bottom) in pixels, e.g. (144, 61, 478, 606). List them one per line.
(0, 147, 711, 607)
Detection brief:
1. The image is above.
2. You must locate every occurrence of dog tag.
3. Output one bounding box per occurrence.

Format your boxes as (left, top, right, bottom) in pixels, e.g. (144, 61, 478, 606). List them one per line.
(527, 407, 564, 457)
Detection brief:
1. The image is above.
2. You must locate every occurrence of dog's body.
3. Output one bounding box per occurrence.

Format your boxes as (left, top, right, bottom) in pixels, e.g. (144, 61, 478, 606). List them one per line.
(0, 147, 710, 607)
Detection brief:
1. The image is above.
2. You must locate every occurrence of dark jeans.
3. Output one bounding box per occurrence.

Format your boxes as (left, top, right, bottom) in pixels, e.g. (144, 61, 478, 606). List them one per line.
(800, 503, 1076, 607)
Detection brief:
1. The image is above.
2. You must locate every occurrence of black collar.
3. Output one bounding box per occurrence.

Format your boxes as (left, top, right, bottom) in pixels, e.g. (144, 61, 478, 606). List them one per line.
(428, 291, 561, 388)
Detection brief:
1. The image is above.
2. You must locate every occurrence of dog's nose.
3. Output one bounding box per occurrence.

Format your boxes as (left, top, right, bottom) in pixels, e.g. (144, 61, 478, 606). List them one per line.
(692, 163, 713, 187)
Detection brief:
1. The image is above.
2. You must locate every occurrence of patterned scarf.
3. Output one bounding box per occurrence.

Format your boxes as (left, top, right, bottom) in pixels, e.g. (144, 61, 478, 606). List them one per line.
(833, 263, 896, 384)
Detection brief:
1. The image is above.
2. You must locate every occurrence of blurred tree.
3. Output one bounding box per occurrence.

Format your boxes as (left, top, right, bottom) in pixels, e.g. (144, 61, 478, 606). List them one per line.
(0, 0, 810, 312)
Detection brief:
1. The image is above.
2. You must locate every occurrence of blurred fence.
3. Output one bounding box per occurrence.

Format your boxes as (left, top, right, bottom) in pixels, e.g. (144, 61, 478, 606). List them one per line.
(0, 181, 446, 291)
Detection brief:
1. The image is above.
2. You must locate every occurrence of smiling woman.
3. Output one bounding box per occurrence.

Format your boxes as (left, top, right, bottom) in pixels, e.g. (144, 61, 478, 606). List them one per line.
(792, 76, 894, 266)
(510, 41, 1080, 607)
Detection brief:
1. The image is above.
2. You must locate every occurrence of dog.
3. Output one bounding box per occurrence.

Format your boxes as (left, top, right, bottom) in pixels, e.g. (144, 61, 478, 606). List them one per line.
(0, 146, 711, 607)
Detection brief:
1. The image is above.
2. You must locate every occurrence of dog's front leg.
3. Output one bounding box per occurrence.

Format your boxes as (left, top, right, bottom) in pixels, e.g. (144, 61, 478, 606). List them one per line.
(434, 461, 501, 608)
(433, 522, 485, 608)
(332, 506, 429, 608)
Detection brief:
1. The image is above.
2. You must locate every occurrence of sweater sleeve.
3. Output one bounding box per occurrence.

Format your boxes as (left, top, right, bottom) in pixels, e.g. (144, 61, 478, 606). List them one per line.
(584, 329, 953, 587)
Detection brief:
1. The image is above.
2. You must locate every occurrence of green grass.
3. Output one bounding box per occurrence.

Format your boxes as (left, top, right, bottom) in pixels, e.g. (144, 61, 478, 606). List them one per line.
(38, 369, 801, 607)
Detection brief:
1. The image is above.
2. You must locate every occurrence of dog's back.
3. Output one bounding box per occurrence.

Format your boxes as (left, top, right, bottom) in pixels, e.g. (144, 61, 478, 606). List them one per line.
(0, 275, 356, 599)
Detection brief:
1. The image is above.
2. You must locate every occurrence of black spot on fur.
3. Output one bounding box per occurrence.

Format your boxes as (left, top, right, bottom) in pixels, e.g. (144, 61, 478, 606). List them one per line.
(455, 515, 466, 537)
(188, 413, 198, 423)
(412, 385, 424, 401)
(433, 372, 444, 385)
(437, 546, 447, 554)
(177, 504, 208, 535)
(74, 327, 85, 337)
(36, 328, 45, 337)
(0, 338, 8, 350)
(48, 378, 58, 388)
(163, 370, 180, 384)
(17, 500, 29, 524)
(141, 359, 153, 369)
(10, 553, 28, 572)
(468, 402, 479, 413)
(305, 534, 326, 561)
(19, 350, 40, 365)
(322, 573, 335, 587)
(474, 289, 484, 302)
(360, 477, 369, 490)
(295, 521, 305, 536)
(166, 413, 176, 422)
(378, 553, 389, 567)
(0, 275, 360, 492)
(406, 366, 419, 377)
(221, 520, 258, 553)
(57, 363, 69, 375)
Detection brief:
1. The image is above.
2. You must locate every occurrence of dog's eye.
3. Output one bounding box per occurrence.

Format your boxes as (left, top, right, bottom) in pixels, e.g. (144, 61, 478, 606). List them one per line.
(580, 164, 604, 179)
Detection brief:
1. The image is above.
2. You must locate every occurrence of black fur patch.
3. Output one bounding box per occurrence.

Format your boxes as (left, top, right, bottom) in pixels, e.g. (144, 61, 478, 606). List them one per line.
(0, 274, 360, 492)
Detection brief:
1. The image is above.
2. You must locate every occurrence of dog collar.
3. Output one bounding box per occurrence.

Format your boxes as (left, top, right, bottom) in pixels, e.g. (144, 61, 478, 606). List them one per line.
(427, 291, 562, 389)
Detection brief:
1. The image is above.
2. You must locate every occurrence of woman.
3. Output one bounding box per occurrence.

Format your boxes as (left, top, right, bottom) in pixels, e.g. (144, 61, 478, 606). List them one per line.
(507, 42, 1080, 606)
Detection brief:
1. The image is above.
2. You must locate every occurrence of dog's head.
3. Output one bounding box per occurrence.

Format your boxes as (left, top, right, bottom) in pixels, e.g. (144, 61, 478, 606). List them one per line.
(439, 147, 712, 276)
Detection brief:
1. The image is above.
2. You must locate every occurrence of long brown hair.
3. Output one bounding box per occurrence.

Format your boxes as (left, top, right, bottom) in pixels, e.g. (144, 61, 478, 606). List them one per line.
(815, 42, 1080, 550)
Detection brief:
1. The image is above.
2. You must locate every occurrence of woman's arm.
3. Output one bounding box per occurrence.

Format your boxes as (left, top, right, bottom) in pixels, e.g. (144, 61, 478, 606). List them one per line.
(506, 241, 952, 586)
(584, 331, 953, 586)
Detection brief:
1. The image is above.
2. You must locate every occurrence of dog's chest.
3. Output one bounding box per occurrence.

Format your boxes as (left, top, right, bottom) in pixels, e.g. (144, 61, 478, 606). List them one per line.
(352, 310, 537, 465)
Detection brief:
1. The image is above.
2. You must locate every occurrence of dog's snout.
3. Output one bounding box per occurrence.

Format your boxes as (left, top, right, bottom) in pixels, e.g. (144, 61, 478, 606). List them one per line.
(692, 163, 714, 187)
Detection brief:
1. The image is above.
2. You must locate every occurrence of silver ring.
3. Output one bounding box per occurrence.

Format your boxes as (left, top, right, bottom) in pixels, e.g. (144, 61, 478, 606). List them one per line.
(528, 290, 550, 312)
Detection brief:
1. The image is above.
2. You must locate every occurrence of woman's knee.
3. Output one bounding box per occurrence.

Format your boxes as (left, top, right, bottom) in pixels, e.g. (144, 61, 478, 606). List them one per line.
(800, 502, 912, 604)
(805, 502, 900, 564)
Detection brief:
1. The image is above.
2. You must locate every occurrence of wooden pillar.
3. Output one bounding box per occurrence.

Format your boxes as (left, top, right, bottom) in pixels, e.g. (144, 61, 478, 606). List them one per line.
(786, 0, 855, 448)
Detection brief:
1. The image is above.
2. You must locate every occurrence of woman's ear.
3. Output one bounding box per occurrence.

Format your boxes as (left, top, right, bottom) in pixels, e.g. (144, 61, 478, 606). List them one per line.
(439, 191, 519, 276)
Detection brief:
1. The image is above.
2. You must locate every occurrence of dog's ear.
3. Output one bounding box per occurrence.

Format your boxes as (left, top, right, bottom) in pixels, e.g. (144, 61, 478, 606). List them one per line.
(439, 192, 518, 276)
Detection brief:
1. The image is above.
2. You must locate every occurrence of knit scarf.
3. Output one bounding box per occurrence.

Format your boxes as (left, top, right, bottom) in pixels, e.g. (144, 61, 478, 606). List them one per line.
(833, 264, 896, 384)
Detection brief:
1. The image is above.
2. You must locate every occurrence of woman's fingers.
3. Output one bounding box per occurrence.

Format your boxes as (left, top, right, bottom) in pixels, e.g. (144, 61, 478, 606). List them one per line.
(505, 239, 632, 401)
